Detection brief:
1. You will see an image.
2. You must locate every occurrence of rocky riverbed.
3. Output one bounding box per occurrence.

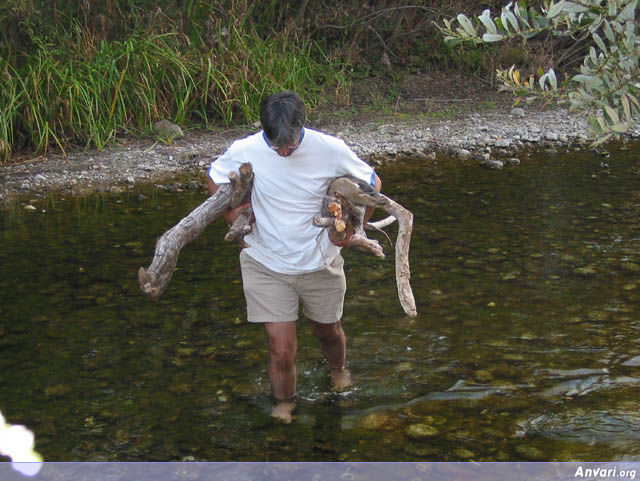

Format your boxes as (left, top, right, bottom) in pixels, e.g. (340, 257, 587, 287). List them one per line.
(1, 105, 639, 202)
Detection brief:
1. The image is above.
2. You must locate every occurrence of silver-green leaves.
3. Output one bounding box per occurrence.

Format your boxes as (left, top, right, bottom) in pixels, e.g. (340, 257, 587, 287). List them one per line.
(438, 0, 640, 146)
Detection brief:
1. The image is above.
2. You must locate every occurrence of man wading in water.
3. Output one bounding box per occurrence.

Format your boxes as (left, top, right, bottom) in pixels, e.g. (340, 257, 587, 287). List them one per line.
(207, 91, 381, 423)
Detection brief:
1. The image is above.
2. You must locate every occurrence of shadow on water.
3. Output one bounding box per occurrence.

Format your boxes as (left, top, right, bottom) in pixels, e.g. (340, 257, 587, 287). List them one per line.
(1, 143, 640, 461)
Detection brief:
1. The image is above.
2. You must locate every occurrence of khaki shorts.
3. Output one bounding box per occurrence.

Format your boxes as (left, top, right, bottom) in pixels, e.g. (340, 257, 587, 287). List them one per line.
(239, 250, 346, 324)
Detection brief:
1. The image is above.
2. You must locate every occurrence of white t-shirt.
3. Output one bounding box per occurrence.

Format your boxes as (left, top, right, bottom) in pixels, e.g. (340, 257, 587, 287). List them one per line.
(209, 128, 375, 274)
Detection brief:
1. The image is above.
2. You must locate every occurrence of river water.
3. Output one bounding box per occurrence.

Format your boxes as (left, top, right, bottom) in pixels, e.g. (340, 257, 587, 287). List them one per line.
(1, 143, 639, 461)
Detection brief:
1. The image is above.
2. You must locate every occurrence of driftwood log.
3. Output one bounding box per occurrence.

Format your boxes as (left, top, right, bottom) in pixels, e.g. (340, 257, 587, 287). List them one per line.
(138, 162, 254, 299)
(313, 177, 417, 317)
(138, 165, 417, 317)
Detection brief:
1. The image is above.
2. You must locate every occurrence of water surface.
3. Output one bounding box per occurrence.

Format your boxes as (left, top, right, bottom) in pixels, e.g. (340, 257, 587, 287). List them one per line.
(1, 143, 639, 461)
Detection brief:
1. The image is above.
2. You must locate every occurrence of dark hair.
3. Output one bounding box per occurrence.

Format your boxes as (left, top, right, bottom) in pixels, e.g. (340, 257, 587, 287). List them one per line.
(260, 91, 306, 147)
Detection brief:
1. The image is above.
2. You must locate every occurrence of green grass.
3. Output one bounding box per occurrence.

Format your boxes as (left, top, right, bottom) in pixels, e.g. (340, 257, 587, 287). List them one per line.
(0, 20, 349, 164)
(0, 2, 514, 165)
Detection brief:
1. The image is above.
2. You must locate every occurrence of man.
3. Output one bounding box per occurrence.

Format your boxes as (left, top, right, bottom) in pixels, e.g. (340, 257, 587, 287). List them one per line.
(208, 91, 381, 423)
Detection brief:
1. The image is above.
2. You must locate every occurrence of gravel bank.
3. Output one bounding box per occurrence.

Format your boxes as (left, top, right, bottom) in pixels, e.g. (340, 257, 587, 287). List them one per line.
(1, 106, 638, 201)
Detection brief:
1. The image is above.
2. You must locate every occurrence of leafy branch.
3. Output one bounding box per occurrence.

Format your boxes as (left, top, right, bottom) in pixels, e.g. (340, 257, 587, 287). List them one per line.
(438, 0, 640, 146)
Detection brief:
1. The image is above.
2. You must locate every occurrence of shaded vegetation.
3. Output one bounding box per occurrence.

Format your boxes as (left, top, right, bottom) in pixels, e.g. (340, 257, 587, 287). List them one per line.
(439, 0, 640, 146)
(1, 0, 546, 163)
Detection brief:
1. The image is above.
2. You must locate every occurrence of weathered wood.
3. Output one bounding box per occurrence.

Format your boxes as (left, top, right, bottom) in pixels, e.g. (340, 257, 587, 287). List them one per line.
(138, 162, 253, 299)
(228, 162, 254, 209)
(139, 164, 416, 318)
(223, 162, 255, 247)
(321, 177, 417, 317)
(348, 233, 385, 258)
(312, 216, 347, 232)
(224, 206, 253, 247)
(367, 215, 396, 230)
(373, 193, 416, 317)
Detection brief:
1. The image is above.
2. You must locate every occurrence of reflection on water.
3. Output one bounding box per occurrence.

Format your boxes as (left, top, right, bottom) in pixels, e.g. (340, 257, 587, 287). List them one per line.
(1, 143, 640, 461)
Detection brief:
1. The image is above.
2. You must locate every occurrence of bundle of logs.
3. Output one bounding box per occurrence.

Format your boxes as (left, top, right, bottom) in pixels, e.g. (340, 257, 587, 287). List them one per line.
(138, 162, 417, 317)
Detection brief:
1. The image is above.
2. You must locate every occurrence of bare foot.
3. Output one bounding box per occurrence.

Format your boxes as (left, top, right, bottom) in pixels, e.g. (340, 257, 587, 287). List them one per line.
(271, 401, 296, 424)
(330, 368, 352, 392)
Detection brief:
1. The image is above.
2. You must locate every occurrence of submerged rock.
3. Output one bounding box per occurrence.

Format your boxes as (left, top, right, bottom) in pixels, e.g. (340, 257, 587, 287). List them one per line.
(394, 362, 413, 372)
(473, 370, 494, 382)
(360, 412, 390, 430)
(44, 384, 71, 396)
(621, 356, 640, 367)
(520, 405, 640, 446)
(565, 316, 584, 324)
(574, 266, 597, 276)
(177, 347, 197, 357)
(515, 444, 546, 460)
(455, 448, 475, 459)
(483, 427, 507, 439)
(114, 429, 130, 444)
(540, 375, 640, 398)
(406, 423, 439, 440)
(169, 383, 192, 394)
(621, 262, 640, 272)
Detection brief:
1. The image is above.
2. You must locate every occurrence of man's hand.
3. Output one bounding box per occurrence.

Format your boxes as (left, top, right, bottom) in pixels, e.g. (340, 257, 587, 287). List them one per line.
(208, 175, 254, 226)
(331, 222, 354, 247)
(331, 174, 382, 248)
(223, 202, 253, 226)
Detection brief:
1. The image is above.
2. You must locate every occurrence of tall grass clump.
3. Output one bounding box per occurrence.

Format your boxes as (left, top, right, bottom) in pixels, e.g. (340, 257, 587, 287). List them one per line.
(198, 25, 348, 126)
(0, 61, 24, 162)
(0, 13, 348, 164)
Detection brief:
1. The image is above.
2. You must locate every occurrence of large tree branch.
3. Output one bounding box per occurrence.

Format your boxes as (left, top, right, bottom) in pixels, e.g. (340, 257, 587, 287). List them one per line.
(372, 193, 416, 317)
(139, 166, 416, 318)
(323, 177, 417, 317)
(138, 163, 253, 299)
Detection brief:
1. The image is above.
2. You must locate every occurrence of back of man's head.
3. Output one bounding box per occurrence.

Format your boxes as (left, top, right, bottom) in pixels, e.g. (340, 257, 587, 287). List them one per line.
(260, 91, 306, 147)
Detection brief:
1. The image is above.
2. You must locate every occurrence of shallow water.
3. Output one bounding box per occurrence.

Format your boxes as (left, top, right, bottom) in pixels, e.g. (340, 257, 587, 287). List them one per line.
(1, 143, 639, 461)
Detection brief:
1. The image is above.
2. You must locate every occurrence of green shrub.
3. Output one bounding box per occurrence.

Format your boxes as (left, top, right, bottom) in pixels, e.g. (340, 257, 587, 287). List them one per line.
(0, 18, 347, 163)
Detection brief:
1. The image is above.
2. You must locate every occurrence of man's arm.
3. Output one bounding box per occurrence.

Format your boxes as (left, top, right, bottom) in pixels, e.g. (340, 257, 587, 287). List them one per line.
(363, 173, 382, 225)
(332, 173, 382, 248)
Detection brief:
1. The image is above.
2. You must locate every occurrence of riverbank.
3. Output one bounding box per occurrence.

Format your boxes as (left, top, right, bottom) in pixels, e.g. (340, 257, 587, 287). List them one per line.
(1, 74, 639, 202)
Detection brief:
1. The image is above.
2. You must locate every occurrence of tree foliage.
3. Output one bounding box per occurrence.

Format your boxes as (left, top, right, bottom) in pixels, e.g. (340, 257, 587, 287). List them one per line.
(438, 0, 640, 146)
(0, 0, 508, 162)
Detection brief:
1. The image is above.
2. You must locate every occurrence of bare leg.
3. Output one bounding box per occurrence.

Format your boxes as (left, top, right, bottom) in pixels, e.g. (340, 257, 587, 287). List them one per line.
(264, 321, 297, 423)
(310, 320, 352, 391)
